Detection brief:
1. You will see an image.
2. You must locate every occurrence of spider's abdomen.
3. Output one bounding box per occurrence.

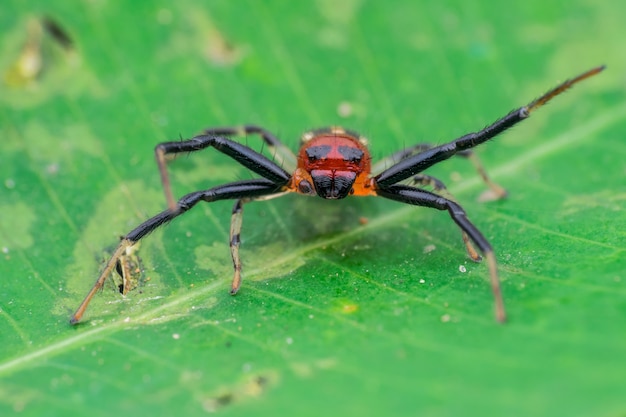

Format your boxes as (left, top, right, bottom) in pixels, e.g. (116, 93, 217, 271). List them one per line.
(293, 127, 373, 199)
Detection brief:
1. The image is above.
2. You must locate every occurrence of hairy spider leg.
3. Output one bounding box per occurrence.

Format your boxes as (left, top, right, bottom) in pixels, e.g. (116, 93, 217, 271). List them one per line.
(375, 185, 505, 322)
(410, 174, 481, 262)
(374, 66, 605, 187)
(526, 66, 605, 112)
(155, 134, 291, 210)
(203, 125, 298, 173)
(372, 144, 507, 199)
(70, 179, 284, 324)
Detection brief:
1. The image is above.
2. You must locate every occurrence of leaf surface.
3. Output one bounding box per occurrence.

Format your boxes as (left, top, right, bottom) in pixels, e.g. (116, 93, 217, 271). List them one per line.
(1, 1, 625, 416)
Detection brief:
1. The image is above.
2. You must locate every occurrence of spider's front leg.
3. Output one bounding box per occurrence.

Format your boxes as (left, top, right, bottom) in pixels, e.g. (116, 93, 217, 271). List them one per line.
(376, 184, 506, 322)
(375, 66, 605, 188)
(202, 125, 298, 173)
(374, 144, 507, 200)
(155, 133, 291, 210)
(70, 179, 285, 325)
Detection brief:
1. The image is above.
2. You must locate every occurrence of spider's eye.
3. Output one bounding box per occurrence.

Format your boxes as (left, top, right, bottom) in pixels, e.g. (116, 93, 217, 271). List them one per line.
(305, 145, 331, 162)
(298, 179, 314, 194)
(338, 145, 363, 164)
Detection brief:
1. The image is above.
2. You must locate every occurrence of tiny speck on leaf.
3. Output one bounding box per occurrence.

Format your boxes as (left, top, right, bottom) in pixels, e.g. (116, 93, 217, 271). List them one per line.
(423, 244, 436, 254)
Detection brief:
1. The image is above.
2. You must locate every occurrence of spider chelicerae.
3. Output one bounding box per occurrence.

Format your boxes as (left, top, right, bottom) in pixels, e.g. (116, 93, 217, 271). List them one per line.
(70, 66, 604, 324)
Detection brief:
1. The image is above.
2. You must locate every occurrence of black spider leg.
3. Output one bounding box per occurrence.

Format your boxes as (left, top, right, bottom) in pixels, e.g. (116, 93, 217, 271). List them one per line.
(70, 178, 285, 325)
(375, 184, 506, 323)
(374, 143, 507, 199)
(375, 66, 605, 187)
(411, 174, 481, 262)
(202, 125, 298, 173)
(156, 133, 291, 210)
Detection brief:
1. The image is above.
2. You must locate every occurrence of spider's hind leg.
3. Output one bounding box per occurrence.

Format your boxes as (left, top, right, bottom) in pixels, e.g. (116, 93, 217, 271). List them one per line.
(456, 149, 507, 201)
(411, 173, 449, 194)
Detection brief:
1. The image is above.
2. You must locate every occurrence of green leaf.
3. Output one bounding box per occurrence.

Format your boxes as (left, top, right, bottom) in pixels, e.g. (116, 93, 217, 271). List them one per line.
(1, 1, 624, 416)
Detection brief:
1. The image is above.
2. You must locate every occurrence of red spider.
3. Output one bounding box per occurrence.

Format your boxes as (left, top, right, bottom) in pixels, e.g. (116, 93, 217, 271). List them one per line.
(70, 66, 604, 324)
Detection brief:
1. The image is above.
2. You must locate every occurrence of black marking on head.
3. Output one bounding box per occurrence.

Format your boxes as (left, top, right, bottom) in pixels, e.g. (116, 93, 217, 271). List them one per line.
(338, 146, 363, 163)
(306, 145, 331, 161)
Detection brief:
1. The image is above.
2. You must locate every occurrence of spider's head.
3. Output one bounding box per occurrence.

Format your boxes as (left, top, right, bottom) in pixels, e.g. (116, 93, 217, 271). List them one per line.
(294, 127, 371, 200)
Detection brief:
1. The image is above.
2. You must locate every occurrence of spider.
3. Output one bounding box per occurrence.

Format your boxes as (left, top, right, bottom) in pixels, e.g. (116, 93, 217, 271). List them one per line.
(70, 66, 604, 325)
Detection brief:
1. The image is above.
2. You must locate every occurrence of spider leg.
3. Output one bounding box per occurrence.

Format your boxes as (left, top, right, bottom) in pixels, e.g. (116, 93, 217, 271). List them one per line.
(375, 66, 605, 187)
(70, 178, 284, 325)
(375, 184, 506, 322)
(155, 133, 291, 209)
(229, 199, 245, 294)
(373, 144, 507, 200)
(411, 174, 481, 261)
(228, 191, 289, 295)
(202, 125, 298, 173)
(411, 173, 449, 194)
(460, 150, 508, 200)
(371, 143, 430, 173)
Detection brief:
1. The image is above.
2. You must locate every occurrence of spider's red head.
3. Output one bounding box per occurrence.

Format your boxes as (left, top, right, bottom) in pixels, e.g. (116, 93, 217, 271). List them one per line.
(293, 127, 372, 199)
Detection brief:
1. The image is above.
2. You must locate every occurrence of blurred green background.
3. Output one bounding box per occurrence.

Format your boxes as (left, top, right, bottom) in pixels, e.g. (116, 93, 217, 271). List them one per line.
(1, 1, 624, 416)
